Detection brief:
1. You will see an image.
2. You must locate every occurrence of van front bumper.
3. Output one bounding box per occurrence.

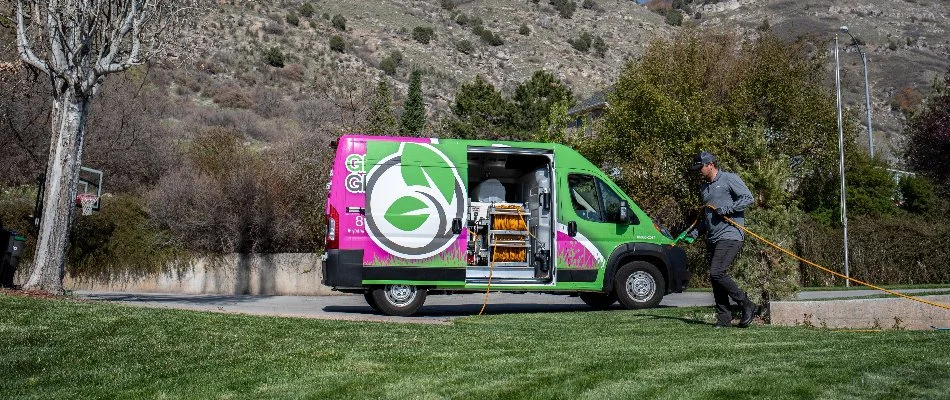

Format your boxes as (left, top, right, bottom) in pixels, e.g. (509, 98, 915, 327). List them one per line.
(666, 246, 691, 293)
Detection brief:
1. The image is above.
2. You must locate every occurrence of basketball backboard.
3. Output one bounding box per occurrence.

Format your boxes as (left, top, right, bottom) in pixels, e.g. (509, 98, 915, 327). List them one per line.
(77, 166, 104, 211)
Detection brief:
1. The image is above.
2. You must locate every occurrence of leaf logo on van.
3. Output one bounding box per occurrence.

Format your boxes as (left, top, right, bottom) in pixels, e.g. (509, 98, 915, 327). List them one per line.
(385, 196, 429, 231)
(365, 142, 466, 259)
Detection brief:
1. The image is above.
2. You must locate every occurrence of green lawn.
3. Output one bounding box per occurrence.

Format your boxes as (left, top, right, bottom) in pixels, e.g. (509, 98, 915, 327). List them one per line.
(1, 294, 948, 399)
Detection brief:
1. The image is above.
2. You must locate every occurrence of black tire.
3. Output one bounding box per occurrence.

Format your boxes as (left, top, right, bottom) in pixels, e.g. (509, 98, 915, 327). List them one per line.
(370, 284, 427, 316)
(363, 291, 381, 312)
(579, 292, 617, 310)
(614, 261, 665, 309)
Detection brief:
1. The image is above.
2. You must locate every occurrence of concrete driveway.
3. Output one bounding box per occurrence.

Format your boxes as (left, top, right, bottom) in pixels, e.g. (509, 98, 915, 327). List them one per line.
(75, 288, 946, 324)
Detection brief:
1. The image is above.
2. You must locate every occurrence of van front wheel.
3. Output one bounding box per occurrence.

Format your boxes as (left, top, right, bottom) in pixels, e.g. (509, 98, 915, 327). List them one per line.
(371, 285, 427, 316)
(614, 261, 665, 309)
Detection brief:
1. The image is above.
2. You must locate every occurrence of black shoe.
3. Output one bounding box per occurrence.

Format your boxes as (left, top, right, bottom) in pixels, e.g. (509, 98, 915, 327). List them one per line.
(738, 300, 758, 327)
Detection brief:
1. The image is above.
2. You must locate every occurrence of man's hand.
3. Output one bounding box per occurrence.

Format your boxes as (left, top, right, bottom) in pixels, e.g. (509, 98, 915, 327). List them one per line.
(674, 231, 695, 245)
(714, 205, 732, 216)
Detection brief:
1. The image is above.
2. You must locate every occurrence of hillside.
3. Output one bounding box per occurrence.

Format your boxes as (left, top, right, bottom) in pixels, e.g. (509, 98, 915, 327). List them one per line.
(698, 0, 950, 161)
(172, 0, 672, 124)
(171, 0, 950, 161)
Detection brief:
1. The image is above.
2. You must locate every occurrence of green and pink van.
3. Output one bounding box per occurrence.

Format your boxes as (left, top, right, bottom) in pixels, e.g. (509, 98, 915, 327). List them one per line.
(322, 135, 690, 316)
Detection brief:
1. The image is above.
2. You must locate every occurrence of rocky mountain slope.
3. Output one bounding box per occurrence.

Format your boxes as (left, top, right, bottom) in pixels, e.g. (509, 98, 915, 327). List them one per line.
(182, 0, 672, 121)
(699, 0, 950, 161)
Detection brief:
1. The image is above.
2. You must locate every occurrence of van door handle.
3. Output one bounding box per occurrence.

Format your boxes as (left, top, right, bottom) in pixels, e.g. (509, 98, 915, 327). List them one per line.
(568, 221, 577, 237)
(451, 218, 463, 234)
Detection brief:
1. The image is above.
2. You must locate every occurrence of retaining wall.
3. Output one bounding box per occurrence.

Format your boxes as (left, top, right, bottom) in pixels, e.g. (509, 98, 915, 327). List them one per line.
(771, 295, 950, 330)
(15, 253, 336, 296)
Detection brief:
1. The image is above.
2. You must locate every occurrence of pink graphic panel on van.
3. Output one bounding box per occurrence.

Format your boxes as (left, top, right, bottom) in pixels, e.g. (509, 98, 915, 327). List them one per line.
(330, 135, 466, 267)
(556, 231, 599, 270)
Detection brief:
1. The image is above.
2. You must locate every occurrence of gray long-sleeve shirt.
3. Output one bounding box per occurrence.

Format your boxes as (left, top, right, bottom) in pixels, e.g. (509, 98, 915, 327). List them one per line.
(689, 170, 754, 243)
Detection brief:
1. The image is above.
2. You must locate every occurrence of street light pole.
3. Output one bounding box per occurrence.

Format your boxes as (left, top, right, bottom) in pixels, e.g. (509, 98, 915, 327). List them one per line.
(834, 34, 851, 287)
(840, 26, 874, 158)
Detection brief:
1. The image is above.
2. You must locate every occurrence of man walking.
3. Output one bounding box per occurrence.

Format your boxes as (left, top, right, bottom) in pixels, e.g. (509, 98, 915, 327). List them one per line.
(687, 151, 757, 328)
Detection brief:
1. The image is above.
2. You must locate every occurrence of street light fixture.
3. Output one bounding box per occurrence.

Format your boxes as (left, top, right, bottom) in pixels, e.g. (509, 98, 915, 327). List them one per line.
(834, 34, 851, 286)
(840, 25, 875, 158)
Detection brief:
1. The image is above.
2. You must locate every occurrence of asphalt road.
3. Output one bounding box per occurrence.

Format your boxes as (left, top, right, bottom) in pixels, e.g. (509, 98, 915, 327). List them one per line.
(74, 288, 946, 324)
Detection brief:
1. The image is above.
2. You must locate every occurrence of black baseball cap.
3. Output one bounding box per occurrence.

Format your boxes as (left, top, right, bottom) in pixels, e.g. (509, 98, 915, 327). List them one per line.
(689, 151, 717, 171)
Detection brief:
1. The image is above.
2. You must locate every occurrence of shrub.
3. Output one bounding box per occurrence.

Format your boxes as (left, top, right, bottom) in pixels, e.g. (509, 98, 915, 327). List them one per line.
(592, 35, 607, 57)
(797, 215, 950, 286)
(262, 22, 284, 35)
(550, 0, 576, 19)
(890, 87, 922, 115)
(264, 46, 285, 67)
(0, 186, 38, 263)
(899, 175, 936, 215)
(412, 26, 434, 44)
(476, 28, 503, 46)
(440, 0, 455, 10)
(519, 24, 530, 36)
(379, 56, 397, 75)
(286, 12, 299, 27)
(664, 9, 683, 26)
(213, 85, 255, 109)
(456, 39, 474, 54)
(568, 32, 592, 52)
(69, 194, 185, 279)
(322, 12, 330, 20)
(582, 0, 596, 10)
(389, 50, 404, 66)
(148, 128, 331, 254)
(329, 35, 346, 53)
(299, 2, 315, 18)
(332, 14, 346, 31)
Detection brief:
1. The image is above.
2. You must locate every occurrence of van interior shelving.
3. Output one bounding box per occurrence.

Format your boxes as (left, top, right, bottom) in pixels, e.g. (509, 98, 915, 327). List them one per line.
(465, 147, 554, 284)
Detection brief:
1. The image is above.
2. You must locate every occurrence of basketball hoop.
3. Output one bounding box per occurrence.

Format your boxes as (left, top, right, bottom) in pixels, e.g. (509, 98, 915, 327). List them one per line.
(77, 193, 99, 216)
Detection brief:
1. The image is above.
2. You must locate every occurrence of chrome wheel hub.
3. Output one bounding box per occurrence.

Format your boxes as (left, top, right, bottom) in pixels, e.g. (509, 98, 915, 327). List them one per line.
(384, 285, 416, 306)
(626, 271, 656, 302)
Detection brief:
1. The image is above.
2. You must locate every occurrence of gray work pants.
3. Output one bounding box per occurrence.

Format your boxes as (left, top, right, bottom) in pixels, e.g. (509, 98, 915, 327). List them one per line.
(706, 239, 749, 325)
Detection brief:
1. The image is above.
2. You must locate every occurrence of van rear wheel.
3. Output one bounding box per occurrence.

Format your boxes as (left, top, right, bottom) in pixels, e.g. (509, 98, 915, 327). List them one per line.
(363, 291, 381, 312)
(579, 292, 617, 309)
(371, 285, 427, 316)
(614, 261, 665, 309)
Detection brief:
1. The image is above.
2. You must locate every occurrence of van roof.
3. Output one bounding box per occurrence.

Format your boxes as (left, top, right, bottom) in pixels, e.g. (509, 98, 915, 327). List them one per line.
(336, 134, 569, 151)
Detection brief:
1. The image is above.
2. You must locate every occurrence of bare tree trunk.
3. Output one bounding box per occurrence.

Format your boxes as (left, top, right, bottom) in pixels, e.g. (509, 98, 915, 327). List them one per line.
(23, 89, 88, 293)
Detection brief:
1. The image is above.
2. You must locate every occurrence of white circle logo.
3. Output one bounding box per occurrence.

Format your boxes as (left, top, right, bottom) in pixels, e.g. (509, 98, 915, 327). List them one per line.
(364, 143, 465, 259)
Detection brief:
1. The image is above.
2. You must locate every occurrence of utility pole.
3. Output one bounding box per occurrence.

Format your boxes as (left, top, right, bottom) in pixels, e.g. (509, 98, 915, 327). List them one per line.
(840, 26, 874, 158)
(834, 34, 851, 287)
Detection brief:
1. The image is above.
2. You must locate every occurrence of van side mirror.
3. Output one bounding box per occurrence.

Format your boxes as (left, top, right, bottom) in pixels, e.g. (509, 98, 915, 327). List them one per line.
(619, 201, 631, 224)
(568, 221, 577, 237)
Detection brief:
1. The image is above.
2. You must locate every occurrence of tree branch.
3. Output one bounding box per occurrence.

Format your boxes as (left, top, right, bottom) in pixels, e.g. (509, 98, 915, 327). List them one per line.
(15, 0, 50, 74)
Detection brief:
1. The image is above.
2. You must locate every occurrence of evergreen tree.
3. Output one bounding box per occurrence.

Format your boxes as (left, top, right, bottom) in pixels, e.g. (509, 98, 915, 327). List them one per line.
(512, 70, 575, 134)
(400, 70, 427, 135)
(445, 75, 515, 140)
(367, 77, 398, 136)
